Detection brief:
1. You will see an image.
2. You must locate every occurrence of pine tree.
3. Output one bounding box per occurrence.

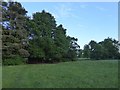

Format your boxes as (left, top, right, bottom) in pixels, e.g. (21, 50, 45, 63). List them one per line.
(1, 1, 29, 62)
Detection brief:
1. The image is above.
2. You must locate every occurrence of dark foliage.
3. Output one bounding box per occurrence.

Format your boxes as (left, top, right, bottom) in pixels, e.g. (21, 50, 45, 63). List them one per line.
(2, 1, 80, 65)
(83, 38, 120, 60)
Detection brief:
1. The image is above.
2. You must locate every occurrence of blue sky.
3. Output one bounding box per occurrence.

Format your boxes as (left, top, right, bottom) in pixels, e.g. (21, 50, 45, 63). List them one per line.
(21, 2, 118, 49)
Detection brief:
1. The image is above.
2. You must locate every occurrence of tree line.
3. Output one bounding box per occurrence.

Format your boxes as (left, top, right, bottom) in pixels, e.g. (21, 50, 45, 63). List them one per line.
(1, 1, 80, 65)
(1, 1, 120, 65)
(80, 38, 120, 60)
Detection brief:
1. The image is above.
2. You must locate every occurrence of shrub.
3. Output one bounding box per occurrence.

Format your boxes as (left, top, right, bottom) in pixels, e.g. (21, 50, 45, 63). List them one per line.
(18, 49, 30, 58)
(3, 55, 27, 65)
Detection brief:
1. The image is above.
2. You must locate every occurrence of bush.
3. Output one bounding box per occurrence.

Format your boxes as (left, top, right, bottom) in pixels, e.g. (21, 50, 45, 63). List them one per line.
(3, 56, 27, 65)
(61, 58, 68, 62)
(18, 49, 30, 58)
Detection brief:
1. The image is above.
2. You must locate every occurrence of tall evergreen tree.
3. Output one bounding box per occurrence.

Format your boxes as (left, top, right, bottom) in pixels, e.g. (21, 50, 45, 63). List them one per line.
(28, 10, 57, 63)
(83, 44, 90, 58)
(1, 1, 30, 61)
(65, 36, 80, 60)
(28, 10, 80, 63)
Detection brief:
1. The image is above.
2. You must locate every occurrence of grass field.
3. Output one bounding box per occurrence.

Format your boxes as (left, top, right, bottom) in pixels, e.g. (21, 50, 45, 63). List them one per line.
(2, 60, 118, 88)
(0, 65, 2, 89)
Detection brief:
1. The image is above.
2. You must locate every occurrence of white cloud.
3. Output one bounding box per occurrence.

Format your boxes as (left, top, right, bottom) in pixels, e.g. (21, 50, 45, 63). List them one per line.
(54, 4, 77, 18)
(57, 4, 72, 17)
(80, 4, 88, 8)
(96, 7, 108, 11)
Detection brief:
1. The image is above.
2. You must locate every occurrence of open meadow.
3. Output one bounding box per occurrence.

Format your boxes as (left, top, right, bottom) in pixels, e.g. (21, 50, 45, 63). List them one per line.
(2, 60, 118, 88)
(1, 1, 119, 89)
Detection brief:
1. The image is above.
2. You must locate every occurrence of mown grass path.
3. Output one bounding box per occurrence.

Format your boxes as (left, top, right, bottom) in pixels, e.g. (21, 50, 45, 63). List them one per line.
(2, 60, 118, 88)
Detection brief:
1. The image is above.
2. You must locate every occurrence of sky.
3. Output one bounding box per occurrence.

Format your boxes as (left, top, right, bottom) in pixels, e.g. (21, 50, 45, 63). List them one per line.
(21, 2, 118, 49)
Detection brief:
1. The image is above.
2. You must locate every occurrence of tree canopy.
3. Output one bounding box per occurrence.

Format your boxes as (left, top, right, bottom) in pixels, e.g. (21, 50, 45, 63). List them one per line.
(1, 1, 80, 65)
(1, 1, 29, 60)
(82, 38, 120, 60)
(1, 1, 120, 65)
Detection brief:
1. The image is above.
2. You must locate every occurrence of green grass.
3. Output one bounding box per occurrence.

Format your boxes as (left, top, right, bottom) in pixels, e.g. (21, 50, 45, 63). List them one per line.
(0, 66, 2, 89)
(2, 60, 118, 88)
